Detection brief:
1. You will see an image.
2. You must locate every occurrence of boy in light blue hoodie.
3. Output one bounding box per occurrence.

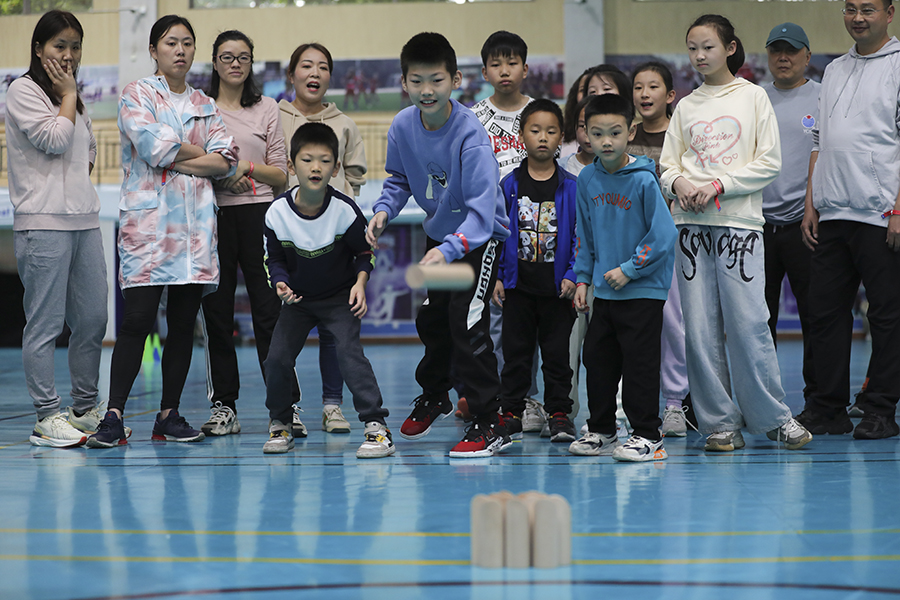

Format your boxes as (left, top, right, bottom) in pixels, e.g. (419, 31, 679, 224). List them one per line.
(569, 94, 676, 462)
(366, 32, 511, 458)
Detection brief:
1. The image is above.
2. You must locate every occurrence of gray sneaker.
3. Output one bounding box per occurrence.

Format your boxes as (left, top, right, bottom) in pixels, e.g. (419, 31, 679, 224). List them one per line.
(522, 398, 546, 432)
(356, 422, 395, 459)
(263, 420, 294, 454)
(322, 404, 351, 433)
(68, 405, 133, 439)
(767, 418, 813, 450)
(291, 404, 308, 438)
(201, 402, 241, 436)
(661, 406, 687, 437)
(705, 430, 745, 452)
(568, 431, 621, 456)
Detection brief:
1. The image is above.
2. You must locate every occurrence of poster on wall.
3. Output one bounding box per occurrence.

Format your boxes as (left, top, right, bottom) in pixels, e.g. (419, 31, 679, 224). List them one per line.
(0, 65, 120, 122)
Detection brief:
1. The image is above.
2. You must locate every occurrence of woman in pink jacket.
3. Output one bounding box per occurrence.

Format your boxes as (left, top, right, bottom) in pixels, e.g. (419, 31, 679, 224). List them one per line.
(5, 11, 109, 448)
(87, 15, 237, 448)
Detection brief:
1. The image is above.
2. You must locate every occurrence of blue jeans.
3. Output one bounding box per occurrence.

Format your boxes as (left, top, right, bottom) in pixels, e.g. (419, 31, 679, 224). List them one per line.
(676, 225, 791, 435)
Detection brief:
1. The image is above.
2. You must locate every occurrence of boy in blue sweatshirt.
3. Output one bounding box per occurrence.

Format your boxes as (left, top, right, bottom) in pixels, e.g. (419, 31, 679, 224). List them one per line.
(494, 99, 578, 443)
(366, 32, 511, 458)
(568, 94, 676, 462)
(263, 123, 392, 459)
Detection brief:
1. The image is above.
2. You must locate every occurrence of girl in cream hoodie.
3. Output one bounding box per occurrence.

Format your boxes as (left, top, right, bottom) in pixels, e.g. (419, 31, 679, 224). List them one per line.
(660, 14, 812, 452)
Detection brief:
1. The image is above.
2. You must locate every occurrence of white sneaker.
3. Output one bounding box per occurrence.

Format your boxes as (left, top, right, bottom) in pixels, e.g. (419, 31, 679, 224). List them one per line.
(201, 402, 241, 436)
(662, 406, 687, 437)
(291, 404, 308, 438)
(522, 398, 546, 432)
(568, 431, 621, 456)
(705, 430, 745, 452)
(766, 418, 813, 450)
(322, 405, 351, 433)
(612, 435, 667, 462)
(263, 420, 294, 454)
(356, 422, 396, 459)
(30, 412, 87, 448)
(67, 405, 133, 439)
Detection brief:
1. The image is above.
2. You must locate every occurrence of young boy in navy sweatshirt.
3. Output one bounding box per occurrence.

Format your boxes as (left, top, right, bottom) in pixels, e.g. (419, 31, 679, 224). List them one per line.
(494, 99, 578, 443)
(366, 32, 511, 458)
(263, 123, 392, 459)
(568, 94, 676, 462)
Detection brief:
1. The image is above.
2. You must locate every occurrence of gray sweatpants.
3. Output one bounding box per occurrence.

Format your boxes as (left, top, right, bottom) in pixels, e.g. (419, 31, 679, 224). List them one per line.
(15, 229, 108, 419)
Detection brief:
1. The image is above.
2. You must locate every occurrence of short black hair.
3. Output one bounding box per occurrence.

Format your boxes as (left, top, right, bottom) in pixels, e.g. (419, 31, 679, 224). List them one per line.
(584, 93, 634, 129)
(401, 32, 457, 78)
(290, 122, 339, 164)
(480, 30, 527, 66)
(520, 98, 563, 131)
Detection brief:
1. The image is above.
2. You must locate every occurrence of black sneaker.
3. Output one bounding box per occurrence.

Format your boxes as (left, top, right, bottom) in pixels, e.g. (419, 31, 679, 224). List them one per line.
(151, 410, 206, 442)
(86, 411, 128, 448)
(853, 413, 900, 439)
(796, 406, 853, 435)
(548, 412, 576, 442)
(449, 417, 511, 458)
(500, 412, 523, 440)
(400, 392, 452, 440)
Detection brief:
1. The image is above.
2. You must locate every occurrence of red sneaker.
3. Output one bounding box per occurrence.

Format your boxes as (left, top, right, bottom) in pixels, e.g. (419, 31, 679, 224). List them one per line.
(449, 419, 512, 458)
(400, 392, 452, 440)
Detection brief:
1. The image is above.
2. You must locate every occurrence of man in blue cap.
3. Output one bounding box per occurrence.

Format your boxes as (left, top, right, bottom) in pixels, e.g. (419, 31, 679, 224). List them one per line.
(761, 22, 818, 410)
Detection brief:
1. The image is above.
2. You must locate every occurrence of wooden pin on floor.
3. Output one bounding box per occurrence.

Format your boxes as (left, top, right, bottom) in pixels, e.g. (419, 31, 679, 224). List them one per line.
(470, 491, 572, 568)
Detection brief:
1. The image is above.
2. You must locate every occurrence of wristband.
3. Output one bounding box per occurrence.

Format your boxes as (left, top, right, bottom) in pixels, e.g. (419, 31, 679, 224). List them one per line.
(882, 210, 900, 219)
(711, 179, 723, 211)
(576, 282, 589, 287)
(247, 161, 255, 177)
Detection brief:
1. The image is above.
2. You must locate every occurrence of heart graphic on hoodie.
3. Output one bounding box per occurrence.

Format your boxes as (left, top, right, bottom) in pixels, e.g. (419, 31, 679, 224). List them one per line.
(689, 116, 742, 169)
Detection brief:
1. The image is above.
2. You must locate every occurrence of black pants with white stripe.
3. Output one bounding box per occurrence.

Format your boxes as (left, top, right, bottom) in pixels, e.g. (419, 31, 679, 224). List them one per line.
(415, 238, 501, 419)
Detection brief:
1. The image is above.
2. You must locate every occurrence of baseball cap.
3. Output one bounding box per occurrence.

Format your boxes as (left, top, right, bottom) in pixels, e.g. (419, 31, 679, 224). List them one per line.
(766, 23, 810, 50)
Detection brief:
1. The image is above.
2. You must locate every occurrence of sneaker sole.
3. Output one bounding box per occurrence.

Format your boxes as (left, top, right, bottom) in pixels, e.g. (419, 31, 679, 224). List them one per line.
(802, 421, 853, 435)
(662, 429, 687, 437)
(356, 445, 396, 459)
(550, 432, 577, 443)
(400, 410, 452, 441)
(323, 423, 352, 434)
(292, 425, 308, 438)
(201, 423, 241, 436)
(853, 426, 900, 440)
(29, 434, 87, 448)
(613, 447, 668, 462)
(151, 433, 206, 442)
(449, 437, 506, 458)
(85, 436, 128, 448)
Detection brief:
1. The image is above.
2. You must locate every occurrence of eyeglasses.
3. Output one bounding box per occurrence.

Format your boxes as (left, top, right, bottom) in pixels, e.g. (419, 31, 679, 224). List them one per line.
(842, 6, 881, 17)
(217, 54, 252, 65)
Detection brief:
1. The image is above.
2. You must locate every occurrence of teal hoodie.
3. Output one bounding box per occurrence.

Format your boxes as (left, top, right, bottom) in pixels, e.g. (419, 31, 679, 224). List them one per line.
(574, 154, 676, 301)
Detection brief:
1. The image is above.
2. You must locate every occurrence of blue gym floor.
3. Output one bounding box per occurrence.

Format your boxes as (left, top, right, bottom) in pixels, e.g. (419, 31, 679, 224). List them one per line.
(0, 339, 898, 600)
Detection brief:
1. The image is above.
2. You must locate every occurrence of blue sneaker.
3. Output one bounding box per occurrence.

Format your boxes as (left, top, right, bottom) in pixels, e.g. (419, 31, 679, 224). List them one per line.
(151, 410, 205, 442)
(86, 411, 128, 448)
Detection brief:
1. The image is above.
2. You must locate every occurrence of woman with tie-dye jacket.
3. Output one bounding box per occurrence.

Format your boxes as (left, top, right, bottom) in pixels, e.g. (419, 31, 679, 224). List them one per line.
(87, 15, 237, 449)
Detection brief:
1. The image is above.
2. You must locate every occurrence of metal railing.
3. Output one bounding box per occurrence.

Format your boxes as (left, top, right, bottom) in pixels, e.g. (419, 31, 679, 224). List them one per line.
(0, 115, 393, 187)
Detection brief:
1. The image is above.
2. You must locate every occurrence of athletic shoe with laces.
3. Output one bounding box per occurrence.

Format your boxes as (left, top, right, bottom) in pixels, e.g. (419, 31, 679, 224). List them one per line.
(400, 392, 452, 440)
(356, 422, 396, 458)
(322, 404, 351, 433)
(568, 431, 620, 456)
(612, 435, 667, 462)
(766, 418, 813, 449)
(662, 406, 687, 437)
(522, 398, 546, 432)
(853, 413, 900, 439)
(449, 419, 511, 458)
(151, 410, 205, 442)
(263, 420, 294, 454)
(291, 404, 308, 438)
(500, 412, 523, 440)
(67, 405, 132, 439)
(201, 401, 241, 436)
(796, 406, 853, 435)
(30, 412, 87, 448)
(86, 411, 128, 448)
(704, 430, 745, 452)
(548, 412, 576, 442)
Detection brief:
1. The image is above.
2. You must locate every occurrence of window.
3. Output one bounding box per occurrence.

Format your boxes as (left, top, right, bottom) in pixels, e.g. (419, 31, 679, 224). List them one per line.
(1, 0, 92, 16)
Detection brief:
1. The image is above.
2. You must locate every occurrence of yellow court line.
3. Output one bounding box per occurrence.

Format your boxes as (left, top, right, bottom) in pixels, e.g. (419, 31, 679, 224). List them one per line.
(1, 554, 899, 567)
(1, 527, 897, 539)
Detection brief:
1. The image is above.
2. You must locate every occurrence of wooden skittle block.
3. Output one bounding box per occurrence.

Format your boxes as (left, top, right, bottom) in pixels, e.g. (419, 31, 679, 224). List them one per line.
(504, 496, 531, 568)
(470, 494, 505, 568)
(533, 495, 572, 568)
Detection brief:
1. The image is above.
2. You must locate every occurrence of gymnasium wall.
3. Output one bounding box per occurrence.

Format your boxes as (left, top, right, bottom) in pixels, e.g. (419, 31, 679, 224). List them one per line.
(0, 0, 873, 70)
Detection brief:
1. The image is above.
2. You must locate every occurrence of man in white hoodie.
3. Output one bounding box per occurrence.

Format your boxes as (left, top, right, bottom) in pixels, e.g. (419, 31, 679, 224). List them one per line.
(799, 0, 900, 439)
